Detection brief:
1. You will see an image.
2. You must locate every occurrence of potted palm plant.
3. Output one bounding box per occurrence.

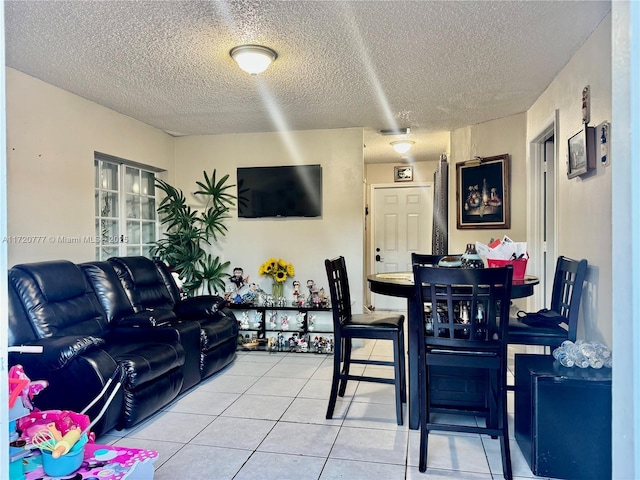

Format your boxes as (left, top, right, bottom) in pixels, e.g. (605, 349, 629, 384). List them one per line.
(152, 170, 236, 296)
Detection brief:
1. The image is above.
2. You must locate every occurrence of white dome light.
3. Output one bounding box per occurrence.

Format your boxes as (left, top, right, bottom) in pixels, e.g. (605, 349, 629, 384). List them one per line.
(230, 45, 277, 75)
(390, 140, 415, 154)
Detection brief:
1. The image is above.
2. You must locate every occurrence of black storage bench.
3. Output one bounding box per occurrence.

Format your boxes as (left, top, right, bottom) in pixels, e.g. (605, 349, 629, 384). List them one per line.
(514, 354, 611, 480)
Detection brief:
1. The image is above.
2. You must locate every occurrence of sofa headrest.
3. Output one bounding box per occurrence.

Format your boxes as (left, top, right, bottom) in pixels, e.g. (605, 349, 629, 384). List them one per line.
(80, 261, 135, 322)
(9, 260, 109, 338)
(12, 260, 87, 302)
(109, 256, 160, 285)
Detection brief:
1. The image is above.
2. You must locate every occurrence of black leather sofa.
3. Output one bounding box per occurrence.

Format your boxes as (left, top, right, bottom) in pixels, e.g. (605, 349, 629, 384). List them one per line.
(8, 256, 238, 437)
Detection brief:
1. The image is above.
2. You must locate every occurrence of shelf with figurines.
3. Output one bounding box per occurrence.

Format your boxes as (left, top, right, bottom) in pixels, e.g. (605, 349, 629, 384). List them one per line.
(224, 265, 333, 353)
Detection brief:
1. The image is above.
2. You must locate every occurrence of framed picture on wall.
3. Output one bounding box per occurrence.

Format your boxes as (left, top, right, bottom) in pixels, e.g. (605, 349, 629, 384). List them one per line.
(567, 125, 596, 178)
(456, 154, 510, 229)
(394, 166, 413, 182)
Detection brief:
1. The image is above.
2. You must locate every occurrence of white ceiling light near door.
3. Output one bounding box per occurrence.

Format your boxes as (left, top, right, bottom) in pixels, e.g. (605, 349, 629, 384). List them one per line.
(230, 45, 277, 75)
(390, 140, 415, 154)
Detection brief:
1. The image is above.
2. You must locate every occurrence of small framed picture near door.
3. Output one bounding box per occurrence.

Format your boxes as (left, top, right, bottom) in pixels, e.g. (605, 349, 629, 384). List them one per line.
(567, 125, 596, 178)
(456, 154, 510, 229)
(394, 166, 413, 182)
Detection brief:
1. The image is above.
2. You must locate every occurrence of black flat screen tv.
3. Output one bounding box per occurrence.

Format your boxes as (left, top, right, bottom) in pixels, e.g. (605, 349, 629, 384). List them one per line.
(237, 164, 322, 218)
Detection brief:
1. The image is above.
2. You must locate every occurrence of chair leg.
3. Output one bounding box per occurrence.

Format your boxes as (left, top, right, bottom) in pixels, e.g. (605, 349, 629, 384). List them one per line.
(419, 362, 429, 472)
(499, 374, 513, 479)
(326, 337, 342, 419)
(399, 329, 407, 403)
(393, 335, 403, 425)
(338, 338, 352, 397)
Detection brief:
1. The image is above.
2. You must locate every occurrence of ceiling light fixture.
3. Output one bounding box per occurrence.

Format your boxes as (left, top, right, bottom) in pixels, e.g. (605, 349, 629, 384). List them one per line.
(390, 140, 415, 154)
(230, 44, 277, 75)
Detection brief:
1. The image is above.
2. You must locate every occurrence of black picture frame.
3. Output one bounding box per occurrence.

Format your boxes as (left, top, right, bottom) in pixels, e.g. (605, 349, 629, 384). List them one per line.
(456, 154, 510, 230)
(567, 125, 596, 178)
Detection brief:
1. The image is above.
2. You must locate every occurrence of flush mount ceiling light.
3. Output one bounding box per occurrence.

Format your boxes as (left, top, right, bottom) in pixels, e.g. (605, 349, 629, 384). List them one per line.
(390, 140, 415, 154)
(230, 44, 277, 75)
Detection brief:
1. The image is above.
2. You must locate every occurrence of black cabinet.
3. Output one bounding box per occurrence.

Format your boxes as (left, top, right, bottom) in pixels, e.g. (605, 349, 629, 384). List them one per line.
(228, 304, 332, 352)
(514, 354, 611, 480)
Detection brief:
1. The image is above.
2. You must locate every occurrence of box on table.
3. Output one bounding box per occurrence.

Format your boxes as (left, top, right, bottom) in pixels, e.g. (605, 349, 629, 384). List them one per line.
(487, 257, 528, 280)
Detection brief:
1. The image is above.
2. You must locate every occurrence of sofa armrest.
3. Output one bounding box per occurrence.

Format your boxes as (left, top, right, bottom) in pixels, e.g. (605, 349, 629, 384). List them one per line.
(9, 335, 105, 371)
(115, 309, 177, 328)
(108, 326, 182, 345)
(175, 296, 228, 319)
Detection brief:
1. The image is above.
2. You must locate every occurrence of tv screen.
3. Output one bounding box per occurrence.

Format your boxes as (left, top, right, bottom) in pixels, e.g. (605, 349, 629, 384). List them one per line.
(237, 165, 322, 218)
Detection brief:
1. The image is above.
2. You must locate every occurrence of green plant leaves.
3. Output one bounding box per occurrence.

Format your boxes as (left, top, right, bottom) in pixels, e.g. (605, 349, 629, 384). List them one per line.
(152, 170, 236, 297)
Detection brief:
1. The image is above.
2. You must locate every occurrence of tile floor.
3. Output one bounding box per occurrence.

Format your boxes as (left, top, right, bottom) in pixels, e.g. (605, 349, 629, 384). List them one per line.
(97, 339, 557, 479)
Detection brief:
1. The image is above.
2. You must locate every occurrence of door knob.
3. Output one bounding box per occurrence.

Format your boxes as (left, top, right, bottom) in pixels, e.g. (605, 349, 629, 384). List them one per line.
(375, 254, 381, 262)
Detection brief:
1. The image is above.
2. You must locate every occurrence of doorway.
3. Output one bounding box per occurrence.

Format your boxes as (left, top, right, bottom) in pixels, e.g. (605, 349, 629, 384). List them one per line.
(529, 112, 558, 309)
(370, 183, 433, 310)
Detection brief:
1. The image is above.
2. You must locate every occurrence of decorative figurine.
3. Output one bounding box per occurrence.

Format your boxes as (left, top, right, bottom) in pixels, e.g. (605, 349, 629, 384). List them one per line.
(269, 311, 278, 330)
(278, 332, 285, 351)
(240, 312, 250, 330)
(267, 336, 278, 352)
(253, 311, 263, 329)
(296, 312, 305, 329)
(281, 315, 289, 330)
(308, 314, 316, 332)
(292, 280, 302, 306)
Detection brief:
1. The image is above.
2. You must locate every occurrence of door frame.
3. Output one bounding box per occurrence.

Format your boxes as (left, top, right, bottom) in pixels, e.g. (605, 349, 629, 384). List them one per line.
(527, 110, 559, 312)
(367, 181, 433, 308)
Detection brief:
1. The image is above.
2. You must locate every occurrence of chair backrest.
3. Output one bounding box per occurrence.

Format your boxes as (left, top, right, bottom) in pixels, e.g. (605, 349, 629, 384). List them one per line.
(549, 256, 588, 337)
(324, 256, 352, 328)
(411, 253, 447, 266)
(412, 265, 513, 352)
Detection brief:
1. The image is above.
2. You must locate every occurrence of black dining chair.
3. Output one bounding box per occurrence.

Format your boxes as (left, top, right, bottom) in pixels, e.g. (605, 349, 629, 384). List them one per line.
(324, 256, 406, 425)
(413, 264, 514, 478)
(508, 256, 588, 349)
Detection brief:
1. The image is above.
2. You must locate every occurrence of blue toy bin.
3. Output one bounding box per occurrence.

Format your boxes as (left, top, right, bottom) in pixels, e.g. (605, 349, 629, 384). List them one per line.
(41, 439, 85, 476)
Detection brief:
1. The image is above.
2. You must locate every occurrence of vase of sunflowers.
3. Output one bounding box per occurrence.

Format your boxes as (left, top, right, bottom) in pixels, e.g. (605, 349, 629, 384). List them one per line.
(259, 257, 295, 299)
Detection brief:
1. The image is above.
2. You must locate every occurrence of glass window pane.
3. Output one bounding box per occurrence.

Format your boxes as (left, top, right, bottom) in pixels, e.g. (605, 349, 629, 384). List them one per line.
(100, 192, 118, 218)
(126, 194, 140, 219)
(141, 221, 156, 243)
(127, 220, 141, 244)
(141, 171, 155, 196)
(125, 167, 140, 194)
(127, 246, 141, 256)
(141, 197, 155, 220)
(94, 190, 100, 216)
(100, 162, 118, 190)
(101, 219, 119, 243)
(94, 159, 99, 188)
(142, 245, 153, 258)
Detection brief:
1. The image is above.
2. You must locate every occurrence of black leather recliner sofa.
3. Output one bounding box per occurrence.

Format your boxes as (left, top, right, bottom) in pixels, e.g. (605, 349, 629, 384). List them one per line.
(8, 257, 238, 437)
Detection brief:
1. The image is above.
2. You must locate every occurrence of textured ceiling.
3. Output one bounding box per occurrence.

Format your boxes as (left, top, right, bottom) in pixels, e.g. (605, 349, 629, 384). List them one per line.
(5, 1, 610, 164)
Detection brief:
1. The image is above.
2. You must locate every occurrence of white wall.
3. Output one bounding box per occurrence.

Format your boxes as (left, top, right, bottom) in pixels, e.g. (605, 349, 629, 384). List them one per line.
(5, 68, 175, 266)
(173, 128, 366, 312)
(527, 15, 612, 346)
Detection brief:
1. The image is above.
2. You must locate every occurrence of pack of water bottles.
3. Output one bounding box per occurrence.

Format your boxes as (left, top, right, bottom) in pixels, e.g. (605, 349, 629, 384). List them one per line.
(552, 340, 612, 369)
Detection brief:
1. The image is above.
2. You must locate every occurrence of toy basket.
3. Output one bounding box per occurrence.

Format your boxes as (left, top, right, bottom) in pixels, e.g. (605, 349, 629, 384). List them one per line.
(487, 257, 528, 280)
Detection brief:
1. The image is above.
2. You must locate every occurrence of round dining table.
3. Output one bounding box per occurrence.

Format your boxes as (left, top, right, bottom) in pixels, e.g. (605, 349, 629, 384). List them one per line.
(367, 271, 539, 430)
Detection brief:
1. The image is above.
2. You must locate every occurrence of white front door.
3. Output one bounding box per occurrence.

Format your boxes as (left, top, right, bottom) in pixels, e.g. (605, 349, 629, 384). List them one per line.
(372, 184, 433, 310)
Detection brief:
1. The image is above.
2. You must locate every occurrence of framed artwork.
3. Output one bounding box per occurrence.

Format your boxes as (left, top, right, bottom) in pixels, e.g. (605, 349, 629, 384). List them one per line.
(394, 165, 413, 182)
(567, 125, 596, 178)
(456, 154, 510, 229)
